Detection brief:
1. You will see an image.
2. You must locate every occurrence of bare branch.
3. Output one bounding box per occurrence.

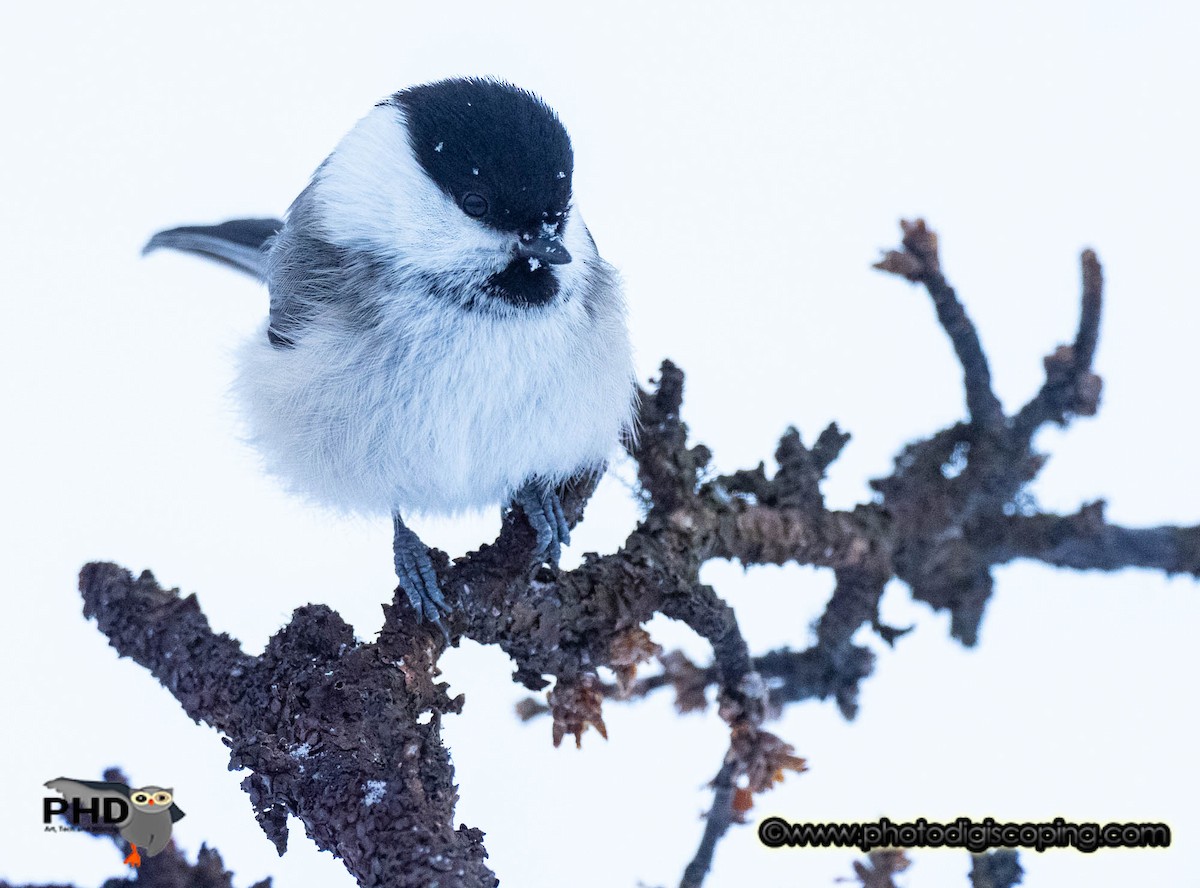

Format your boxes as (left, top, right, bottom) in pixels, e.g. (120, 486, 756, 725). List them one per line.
(678, 758, 738, 888)
(1011, 249, 1105, 442)
(875, 219, 1006, 432)
(988, 503, 1200, 576)
(678, 729, 805, 888)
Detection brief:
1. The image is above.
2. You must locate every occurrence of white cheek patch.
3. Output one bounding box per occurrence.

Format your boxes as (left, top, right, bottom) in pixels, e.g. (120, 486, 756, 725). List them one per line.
(313, 105, 512, 277)
(552, 206, 595, 296)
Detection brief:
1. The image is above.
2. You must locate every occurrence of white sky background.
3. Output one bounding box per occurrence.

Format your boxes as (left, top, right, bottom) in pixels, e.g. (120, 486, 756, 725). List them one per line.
(1, 3, 1197, 886)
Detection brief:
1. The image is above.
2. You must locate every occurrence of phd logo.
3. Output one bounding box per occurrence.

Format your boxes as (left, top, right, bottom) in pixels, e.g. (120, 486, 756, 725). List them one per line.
(44, 777, 185, 867)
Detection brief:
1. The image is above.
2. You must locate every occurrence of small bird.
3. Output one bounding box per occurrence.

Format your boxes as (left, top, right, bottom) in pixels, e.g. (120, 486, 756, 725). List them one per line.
(144, 78, 636, 632)
(45, 777, 185, 867)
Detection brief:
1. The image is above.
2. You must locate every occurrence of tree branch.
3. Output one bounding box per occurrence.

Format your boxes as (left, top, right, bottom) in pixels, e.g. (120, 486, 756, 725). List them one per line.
(70, 221, 1197, 887)
(79, 565, 497, 888)
(679, 758, 738, 888)
(988, 503, 1200, 576)
(874, 219, 1006, 432)
(1011, 249, 1104, 443)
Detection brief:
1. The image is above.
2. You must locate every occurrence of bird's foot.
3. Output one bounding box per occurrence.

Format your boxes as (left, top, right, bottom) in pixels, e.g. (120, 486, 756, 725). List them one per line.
(512, 479, 571, 566)
(124, 845, 142, 868)
(393, 514, 451, 640)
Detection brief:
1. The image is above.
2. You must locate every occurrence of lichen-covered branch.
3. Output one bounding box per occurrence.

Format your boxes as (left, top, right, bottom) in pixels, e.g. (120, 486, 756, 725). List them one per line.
(78, 566, 496, 888)
(71, 220, 1198, 888)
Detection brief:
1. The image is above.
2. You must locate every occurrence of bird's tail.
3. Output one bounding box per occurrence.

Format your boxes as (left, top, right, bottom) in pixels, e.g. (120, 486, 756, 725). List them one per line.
(143, 218, 283, 281)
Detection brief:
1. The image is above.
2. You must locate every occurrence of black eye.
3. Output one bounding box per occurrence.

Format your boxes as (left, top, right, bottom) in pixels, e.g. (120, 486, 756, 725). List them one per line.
(462, 192, 488, 217)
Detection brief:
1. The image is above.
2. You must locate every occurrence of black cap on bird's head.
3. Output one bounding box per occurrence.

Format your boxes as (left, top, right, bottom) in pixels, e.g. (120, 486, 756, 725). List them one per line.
(389, 78, 575, 268)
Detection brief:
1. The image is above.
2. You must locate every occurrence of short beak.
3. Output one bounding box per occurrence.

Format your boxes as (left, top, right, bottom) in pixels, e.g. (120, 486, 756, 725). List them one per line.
(516, 233, 572, 265)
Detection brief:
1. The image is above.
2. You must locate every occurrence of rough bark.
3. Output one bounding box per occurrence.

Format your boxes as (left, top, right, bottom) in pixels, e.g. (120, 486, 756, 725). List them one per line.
(31, 221, 1195, 887)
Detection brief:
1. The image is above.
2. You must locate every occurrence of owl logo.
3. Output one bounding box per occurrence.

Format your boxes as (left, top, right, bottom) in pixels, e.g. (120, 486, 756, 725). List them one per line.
(44, 777, 185, 867)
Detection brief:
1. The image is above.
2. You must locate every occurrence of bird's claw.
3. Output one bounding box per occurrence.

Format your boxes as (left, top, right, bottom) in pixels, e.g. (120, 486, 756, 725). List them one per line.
(513, 480, 571, 565)
(393, 515, 451, 641)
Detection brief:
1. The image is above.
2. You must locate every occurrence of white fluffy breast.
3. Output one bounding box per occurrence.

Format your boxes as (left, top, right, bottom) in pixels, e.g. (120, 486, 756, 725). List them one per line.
(236, 294, 633, 516)
(235, 218, 634, 517)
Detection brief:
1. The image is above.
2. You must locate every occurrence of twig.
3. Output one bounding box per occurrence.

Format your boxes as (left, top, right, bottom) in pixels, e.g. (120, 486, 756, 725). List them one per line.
(875, 219, 1006, 432)
(1011, 250, 1104, 442)
(678, 758, 739, 888)
(988, 504, 1200, 576)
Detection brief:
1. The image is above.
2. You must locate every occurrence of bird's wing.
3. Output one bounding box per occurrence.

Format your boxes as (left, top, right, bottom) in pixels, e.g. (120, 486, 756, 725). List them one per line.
(143, 218, 282, 281)
(260, 185, 353, 348)
(142, 189, 362, 349)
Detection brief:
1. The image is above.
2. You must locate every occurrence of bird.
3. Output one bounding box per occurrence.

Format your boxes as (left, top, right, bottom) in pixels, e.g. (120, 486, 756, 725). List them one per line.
(143, 78, 637, 634)
(45, 777, 185, 867)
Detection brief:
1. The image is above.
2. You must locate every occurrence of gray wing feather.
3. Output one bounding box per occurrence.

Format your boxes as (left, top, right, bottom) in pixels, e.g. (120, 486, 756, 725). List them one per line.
(263, 185, 373, 348)
(144, 190, 369, 350)
(143, 218, 282, 281)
